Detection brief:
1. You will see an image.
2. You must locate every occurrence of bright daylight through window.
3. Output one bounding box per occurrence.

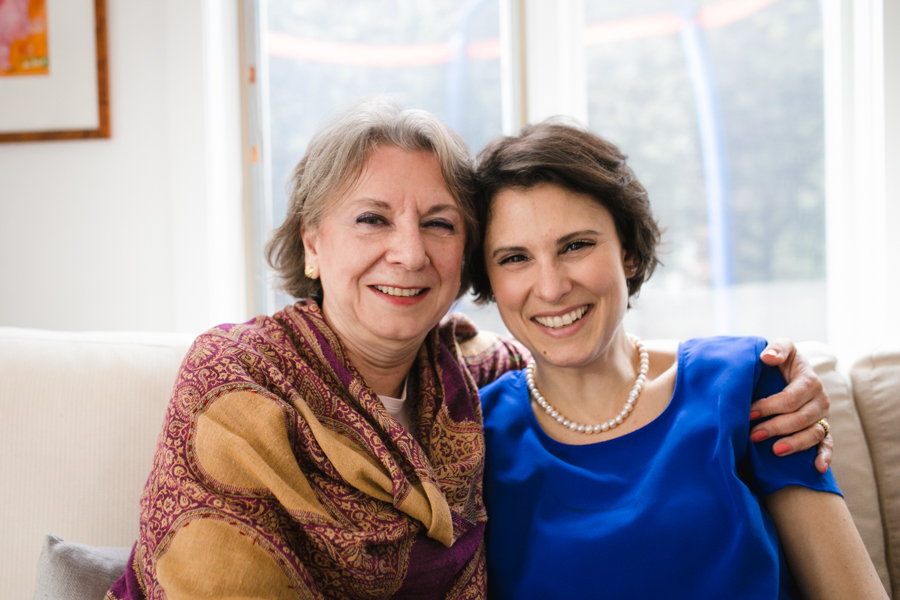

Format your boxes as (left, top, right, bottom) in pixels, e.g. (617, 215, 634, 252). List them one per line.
(249, 0, 825, 343)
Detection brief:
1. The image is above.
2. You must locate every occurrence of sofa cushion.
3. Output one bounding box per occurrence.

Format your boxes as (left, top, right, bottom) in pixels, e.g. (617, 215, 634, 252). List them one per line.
(33, 534, 130, 600)
(851, 349, 900, 598)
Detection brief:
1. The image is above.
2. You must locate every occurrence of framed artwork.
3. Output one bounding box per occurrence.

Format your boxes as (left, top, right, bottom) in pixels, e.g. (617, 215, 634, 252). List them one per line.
(0, 0, 109, 142)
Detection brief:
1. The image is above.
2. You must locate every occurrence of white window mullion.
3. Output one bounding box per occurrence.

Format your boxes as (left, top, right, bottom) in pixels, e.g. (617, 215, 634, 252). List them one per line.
(499, 0, 527, 134)
(240, 0, 277, 317)
(522, 0, 588, 125)
(884, 0, 900, 339)
(824, 0, 898, 367)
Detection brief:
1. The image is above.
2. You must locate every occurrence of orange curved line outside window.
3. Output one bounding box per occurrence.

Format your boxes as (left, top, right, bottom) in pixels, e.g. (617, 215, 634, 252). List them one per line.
(266, 0, 781, 67)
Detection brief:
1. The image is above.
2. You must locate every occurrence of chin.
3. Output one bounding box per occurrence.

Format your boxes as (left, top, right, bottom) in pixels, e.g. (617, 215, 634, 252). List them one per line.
(533, 347, 596, 369)
(370, 321, 436, 344)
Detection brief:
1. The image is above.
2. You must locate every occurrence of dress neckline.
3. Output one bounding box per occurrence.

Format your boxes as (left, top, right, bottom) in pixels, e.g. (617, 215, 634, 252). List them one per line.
(524, 342, 685, 453)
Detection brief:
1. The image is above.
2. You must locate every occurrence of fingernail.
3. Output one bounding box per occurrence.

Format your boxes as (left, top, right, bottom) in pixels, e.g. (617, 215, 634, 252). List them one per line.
(750, 430, 768, 442)
(773, 443, 791, 456)
(749, 411, 761, 420)
(762, 348, 779, 358)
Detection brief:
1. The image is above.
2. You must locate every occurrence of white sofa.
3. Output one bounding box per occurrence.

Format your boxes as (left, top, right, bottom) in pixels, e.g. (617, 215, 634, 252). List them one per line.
(1, 327, 898, 599)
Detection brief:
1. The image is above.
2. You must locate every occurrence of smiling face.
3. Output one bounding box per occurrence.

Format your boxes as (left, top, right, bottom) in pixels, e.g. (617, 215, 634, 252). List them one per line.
(302, 145, 466, 355)
(484, 183, 636, 370)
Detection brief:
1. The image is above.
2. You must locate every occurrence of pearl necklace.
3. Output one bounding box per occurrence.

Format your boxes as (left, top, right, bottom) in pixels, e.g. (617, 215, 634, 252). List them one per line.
(525, 334, 649, 435)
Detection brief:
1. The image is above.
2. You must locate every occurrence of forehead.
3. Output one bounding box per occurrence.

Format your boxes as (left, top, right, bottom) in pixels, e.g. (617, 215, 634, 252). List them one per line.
(487, 184, 613, 236)
(343, 145, 456, 205)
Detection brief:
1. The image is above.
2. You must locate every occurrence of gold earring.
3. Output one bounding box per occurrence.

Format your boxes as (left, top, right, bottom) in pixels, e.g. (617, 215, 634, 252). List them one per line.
(304, 264, 316, 279)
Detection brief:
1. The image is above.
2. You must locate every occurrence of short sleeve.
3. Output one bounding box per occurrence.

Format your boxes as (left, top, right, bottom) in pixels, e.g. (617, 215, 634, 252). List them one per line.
(745, 359, 842, 498)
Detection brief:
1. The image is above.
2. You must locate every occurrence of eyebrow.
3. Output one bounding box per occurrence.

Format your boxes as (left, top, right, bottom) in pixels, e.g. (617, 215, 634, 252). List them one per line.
(490, 229, 601, 259)
(350, 198, 461, 216)
(423, 203, 461, 216)
(349, 198, 391, 211)
(558, 230, 600, 244)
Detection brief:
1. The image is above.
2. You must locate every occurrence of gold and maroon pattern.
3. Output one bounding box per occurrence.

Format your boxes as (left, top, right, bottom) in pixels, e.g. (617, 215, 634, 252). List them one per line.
(108, 301, 527, 599)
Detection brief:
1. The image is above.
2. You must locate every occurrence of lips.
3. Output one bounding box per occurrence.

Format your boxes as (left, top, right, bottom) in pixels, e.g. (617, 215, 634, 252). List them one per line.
(372, 285, 427, 298)
(533, 305, 589, 329)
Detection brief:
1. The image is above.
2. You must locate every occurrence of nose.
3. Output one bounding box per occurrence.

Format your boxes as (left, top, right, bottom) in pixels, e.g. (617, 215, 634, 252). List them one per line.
(533, 260, 571, 303)
(387, 224, 430, 271)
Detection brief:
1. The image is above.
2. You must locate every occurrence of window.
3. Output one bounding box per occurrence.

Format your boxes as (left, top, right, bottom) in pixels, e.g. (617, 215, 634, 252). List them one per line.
(245, 0, 833, 343)
(582, 0, 826, 342)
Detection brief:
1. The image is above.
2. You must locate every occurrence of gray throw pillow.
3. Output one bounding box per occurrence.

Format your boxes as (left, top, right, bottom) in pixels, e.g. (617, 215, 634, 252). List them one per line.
(33, 534, 130, 600)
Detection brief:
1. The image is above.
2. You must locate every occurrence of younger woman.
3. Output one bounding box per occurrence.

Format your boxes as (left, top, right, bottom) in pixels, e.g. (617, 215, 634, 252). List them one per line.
(473, 122, 885, 599)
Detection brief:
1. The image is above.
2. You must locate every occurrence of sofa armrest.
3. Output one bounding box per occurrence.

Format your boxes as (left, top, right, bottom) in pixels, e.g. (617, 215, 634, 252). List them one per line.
(851, 349, 900, 599)
(0, 327, 193, 600)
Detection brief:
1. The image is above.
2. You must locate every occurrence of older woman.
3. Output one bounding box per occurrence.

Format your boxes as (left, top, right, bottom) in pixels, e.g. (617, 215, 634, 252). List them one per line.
(107, 100, 830, 600)
(474, 121, 884, 599)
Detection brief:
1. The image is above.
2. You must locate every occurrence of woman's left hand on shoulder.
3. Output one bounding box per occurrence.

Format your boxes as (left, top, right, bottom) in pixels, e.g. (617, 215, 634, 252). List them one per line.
(749, 338, 832, 474)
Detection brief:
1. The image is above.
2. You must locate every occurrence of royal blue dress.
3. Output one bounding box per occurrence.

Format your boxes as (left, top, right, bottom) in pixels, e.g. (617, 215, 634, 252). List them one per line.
(480, 337, 840, 599)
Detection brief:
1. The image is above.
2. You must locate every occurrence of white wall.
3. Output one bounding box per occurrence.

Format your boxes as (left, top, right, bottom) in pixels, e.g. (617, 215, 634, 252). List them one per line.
(0, 0, 246, 335)
(885, 0, 900, 338)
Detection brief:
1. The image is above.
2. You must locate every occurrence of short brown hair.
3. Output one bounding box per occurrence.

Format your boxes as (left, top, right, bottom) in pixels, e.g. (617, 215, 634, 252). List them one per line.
(266, 96, 478, 299)
(471, 119, 661, 303)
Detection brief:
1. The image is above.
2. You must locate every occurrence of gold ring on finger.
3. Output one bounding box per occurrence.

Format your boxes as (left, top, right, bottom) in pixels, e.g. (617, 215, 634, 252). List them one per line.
(817, 418, 830, 437)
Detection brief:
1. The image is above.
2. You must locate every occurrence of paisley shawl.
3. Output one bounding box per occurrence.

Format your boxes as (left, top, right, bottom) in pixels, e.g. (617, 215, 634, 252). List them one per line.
(107, 300, 527, 600)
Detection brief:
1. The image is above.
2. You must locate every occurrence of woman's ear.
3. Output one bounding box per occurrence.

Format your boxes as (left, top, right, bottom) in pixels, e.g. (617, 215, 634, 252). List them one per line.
(301, 226, 320, 278)
(623, 252, 639, 278)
